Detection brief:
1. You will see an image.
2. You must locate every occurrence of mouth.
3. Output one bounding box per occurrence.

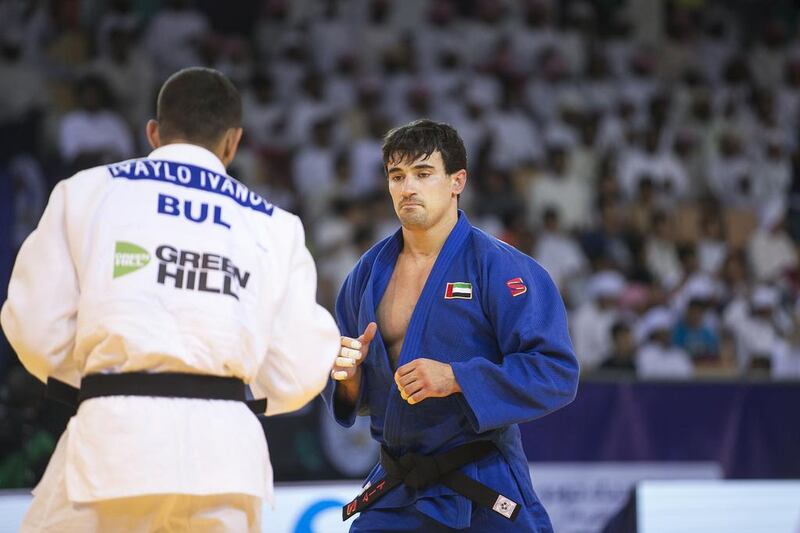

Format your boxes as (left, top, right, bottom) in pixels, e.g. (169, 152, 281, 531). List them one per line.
(400, 202, 422, 209)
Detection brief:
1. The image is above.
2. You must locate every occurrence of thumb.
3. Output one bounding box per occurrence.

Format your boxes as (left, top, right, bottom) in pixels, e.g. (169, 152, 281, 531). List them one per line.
(359, 322, 378, 346)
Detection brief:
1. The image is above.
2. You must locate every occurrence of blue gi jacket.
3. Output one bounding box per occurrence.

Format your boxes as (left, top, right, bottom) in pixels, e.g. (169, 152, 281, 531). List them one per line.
(323, 211, 579, 529)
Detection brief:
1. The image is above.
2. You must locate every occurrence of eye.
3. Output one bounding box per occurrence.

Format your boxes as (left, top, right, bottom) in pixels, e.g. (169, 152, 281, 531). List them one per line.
(389, 174, 403, 182)
(418, 172, 431, 178)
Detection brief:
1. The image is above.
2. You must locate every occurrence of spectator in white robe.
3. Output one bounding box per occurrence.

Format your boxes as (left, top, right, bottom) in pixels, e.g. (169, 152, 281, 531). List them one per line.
(533, 207, 589, 292)
(571, 270, 626, 373)
(635, 307, 694, 379)
(771, 301, 800, 379)
(747, 199, 798, 283)
(58, 75, 134, 167)
(526, 144, 592, 231)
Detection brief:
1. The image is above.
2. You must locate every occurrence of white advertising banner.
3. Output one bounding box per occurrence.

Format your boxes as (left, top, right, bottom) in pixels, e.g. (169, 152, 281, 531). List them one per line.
(637, 480, 800, 533)
(531, 462, 722, 533)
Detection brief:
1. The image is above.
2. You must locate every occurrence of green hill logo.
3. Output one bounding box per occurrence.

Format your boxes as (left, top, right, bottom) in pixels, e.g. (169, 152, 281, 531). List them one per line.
(113, 242, 151, 278)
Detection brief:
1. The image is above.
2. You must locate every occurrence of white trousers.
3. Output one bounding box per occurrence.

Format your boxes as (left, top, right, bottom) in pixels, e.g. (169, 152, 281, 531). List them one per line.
(21, 435, 262, 533)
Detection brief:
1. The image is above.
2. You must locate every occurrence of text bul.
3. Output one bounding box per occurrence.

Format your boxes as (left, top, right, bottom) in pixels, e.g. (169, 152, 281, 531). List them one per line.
(158, 193, 231, 229)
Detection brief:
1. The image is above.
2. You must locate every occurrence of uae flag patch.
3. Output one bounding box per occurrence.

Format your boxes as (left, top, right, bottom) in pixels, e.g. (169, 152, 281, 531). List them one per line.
(445, 282, 473, 300)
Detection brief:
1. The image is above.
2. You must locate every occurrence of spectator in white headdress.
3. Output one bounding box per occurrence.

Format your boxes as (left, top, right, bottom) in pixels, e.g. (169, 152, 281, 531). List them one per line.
(771, 300, 800, 379)
(571, 270, 625, 373)
(635, 307, 693, 379)
(747, 198, 799, 283)
(726, 285, 787, 373)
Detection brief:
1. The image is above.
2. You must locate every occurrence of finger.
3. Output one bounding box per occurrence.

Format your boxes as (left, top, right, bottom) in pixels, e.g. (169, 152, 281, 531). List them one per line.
(400, 382, 424, 398)
(341, 337, 362, 350)
(396, 360, 417, 377)
(335, 356, 356, 368)
(393, 369, 411, 387)
(407, 389, 427, 405)
(340, 347, 361, 360)
(359, 322, 378, 345)
(331, 370, 350, 381)
(399, 373, 418, 388)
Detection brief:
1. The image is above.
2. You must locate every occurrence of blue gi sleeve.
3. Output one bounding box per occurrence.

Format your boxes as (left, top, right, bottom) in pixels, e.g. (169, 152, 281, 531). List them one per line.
(321, 265, 369, 427)
(451, 247, 579, 433)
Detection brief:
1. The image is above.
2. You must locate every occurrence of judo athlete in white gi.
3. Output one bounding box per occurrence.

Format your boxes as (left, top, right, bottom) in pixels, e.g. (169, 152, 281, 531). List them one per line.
(0, 67, 340, 532)
(323, 120, 579, 531)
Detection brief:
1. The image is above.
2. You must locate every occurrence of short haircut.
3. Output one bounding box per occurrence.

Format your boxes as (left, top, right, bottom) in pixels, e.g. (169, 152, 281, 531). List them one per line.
(611, 321, 630, 338)
(382, 119, 467, 175)
(156, 67, 241, 147)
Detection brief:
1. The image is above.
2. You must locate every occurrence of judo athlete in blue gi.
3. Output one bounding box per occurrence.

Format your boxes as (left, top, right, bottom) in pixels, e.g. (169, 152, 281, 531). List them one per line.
(323, 119, 579, 532)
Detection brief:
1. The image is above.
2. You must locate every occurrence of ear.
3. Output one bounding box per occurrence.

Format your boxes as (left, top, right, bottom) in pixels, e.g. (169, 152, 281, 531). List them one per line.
(220, 127, 244, 168)
(451, 169, 467, 197)
(146, 119, 160, 150)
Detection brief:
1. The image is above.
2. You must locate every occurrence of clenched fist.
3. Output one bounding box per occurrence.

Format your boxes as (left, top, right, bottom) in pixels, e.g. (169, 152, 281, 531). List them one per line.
(394, 358, 462, 405)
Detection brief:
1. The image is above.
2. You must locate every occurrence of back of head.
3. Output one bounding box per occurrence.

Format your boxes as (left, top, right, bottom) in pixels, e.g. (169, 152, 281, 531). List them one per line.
(156, 67, 242, 149)
(381, 119, 467, 174)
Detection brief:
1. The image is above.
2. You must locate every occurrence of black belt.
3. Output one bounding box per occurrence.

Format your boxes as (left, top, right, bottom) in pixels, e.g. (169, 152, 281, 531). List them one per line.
(46, 373, 267, 414)
(342, 440, 521, 522)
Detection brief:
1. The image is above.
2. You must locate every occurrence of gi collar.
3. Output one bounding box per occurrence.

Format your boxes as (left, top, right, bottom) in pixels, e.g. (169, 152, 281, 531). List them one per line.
(147, 143, 226, 175)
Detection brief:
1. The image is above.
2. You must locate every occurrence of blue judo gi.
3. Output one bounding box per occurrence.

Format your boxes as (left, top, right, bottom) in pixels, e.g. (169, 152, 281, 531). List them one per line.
(323, 212, 579, 532)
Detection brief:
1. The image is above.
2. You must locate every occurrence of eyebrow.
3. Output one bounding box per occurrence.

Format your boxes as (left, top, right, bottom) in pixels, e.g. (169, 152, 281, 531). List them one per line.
(387, 163, 436, 173)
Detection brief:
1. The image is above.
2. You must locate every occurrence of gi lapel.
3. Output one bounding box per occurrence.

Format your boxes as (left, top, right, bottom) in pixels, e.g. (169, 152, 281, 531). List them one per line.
(382, 211, 472, 447)
(362, 231, 402, 383)
(396, 211, 472, 368)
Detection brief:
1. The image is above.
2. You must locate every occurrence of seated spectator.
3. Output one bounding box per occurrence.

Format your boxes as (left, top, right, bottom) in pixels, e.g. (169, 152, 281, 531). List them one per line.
(645, 210, 682, 289)
(0, 32, 48, 159)
(596, 322, 638, 376)
(526, 142, 592, 231)
(628, 175, 658, 235)
(143, 0, 210, 80)
(771, 302, 800, 379)
(618, 127, 689, 204)
(58, 75, 134, 169)
(90, 25, 155, 130)
(672, 297, 720, 361)
(533, 206, 588, 293)
(636, 307, 694, 379)
(708, 130, 759, 210)
(571, 270, 626, 372)
(726, 285, 787, 374)
(747, 198, 798, 283)
(580, 199, 632, 270)
(697, 210, 728, 275)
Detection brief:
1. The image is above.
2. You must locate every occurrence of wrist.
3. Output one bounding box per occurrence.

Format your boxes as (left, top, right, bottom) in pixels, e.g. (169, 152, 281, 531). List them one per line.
(448, 364, 462, 395)
(336, 367, 362, 400)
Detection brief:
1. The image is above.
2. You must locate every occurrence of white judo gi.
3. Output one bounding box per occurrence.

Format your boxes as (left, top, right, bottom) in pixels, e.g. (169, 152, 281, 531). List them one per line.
(0, 143, 340, 532)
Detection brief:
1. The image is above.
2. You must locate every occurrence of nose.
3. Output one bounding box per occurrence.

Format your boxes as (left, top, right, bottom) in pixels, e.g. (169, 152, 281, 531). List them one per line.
(399, 176, 418, 196)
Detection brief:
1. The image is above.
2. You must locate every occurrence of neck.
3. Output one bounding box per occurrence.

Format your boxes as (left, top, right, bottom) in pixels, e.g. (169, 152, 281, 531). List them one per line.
(162, 138, 225, 165)
(401, 208, 458, 257)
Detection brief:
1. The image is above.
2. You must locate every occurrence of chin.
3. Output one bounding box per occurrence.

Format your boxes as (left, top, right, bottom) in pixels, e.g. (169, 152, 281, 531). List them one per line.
(398, 210, 428, 228)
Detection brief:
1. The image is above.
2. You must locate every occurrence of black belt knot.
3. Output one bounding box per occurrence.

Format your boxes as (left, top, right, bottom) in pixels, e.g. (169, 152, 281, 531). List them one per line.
(382, 449, 442, 489)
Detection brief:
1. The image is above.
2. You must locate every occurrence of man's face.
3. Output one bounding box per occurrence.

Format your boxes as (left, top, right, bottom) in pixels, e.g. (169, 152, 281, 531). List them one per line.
(385, 150, 464, 230)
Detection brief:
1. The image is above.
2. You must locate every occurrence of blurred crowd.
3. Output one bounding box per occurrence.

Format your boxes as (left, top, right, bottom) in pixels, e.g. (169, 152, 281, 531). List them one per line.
(3, 0, 800, 485)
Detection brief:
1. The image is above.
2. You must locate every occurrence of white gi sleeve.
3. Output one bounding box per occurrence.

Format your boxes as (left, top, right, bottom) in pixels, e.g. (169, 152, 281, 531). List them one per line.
(252, 216, 339, 416)
(1, 181, 81, 386)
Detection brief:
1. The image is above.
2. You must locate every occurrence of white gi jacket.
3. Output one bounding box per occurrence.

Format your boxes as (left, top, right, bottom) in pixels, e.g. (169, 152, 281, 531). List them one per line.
(0, 143, 340, 504)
